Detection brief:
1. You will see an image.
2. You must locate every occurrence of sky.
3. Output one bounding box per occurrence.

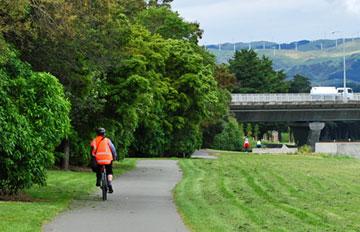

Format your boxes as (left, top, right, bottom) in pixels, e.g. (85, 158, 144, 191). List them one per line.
(171, 0, 360, 45)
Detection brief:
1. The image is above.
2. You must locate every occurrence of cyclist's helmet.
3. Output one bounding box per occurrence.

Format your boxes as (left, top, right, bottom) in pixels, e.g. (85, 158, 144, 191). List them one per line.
(96, 127, 106, 136)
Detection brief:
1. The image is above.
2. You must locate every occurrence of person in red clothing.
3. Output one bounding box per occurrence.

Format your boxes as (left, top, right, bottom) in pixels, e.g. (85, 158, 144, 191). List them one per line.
(243, 137, 250, 152)
(90, 128, 118, 193)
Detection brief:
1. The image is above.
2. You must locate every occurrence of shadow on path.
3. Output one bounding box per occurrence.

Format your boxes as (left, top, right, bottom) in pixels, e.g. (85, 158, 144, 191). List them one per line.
(191, 150, 218, 159)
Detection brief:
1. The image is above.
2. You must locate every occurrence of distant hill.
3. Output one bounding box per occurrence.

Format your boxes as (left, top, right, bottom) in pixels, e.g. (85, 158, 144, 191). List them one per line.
(207, 39, 360, 89)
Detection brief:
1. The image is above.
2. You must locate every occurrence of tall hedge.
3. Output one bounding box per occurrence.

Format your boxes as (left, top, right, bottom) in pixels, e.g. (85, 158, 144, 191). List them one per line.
(0, 40, 70, 194)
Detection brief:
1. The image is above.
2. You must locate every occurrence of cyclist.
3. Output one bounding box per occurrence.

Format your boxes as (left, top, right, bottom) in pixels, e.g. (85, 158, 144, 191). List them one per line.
(90, 128, 118, 193)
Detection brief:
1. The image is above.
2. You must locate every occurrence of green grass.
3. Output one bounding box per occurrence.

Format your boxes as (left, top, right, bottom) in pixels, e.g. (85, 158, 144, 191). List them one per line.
(0, 159, 136, 232)
(175, 153, 360, 232)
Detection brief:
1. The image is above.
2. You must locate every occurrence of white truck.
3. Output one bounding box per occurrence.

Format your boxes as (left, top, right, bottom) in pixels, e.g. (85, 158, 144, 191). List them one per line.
(310, 87, 353, 100)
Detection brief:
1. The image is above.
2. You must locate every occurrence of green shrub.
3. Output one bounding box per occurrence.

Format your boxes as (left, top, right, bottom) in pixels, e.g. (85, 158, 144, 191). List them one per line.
(281, 132, 290, 143)
(297, 145, 312, 155)
(212, 117, 244, 151)
(0, 40, 70, 194)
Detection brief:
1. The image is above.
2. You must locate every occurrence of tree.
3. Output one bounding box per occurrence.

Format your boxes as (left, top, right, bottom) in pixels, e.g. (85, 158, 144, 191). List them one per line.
(163, 40, 224, 156)
(214, 64, 236, 91)
(0, 38, 70, 194)
(129, 37, 226, 157)
(229, 49, 289, 93)
(118, 0, 146, 19)
(254, 124, 260, 140)
(246, 123, 253, 137)
(288, 74, 311, 93)
(137, 6, 202, 43)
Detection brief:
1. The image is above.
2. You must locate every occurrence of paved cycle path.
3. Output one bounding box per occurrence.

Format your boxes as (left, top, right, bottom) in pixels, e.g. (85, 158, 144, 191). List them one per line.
(44, 160, 188, 232)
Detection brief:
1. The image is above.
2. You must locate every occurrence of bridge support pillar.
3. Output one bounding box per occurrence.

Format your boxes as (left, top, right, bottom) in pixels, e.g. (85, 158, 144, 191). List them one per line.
(307, 122, 325, 151)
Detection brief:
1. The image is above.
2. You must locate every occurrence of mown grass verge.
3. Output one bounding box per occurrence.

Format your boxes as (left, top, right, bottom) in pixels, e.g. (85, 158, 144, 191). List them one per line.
(175, 153, 360, 232)
(0, 159, 136, 232)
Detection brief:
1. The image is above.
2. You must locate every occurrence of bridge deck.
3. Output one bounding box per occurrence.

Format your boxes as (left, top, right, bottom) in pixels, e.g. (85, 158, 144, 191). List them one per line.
(231, 93, 360, 105)
(230, 93, 360, 122)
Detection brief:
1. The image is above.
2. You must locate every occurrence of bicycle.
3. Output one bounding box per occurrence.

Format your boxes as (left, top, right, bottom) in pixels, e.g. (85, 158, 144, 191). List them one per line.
(99, 165, 108, 201)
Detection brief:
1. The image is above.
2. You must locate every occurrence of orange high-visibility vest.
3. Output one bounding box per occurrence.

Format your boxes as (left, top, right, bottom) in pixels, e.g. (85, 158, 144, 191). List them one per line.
(91, 136, 113, 165)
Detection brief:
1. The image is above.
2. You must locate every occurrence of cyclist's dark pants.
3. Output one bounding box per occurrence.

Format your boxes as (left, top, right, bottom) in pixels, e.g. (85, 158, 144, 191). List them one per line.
(92, 162, 113, 180)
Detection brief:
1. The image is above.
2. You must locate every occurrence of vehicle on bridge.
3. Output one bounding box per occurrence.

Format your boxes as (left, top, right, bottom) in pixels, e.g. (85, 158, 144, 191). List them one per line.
(337, 87, 353, 99)
(310, 87, 353, 100)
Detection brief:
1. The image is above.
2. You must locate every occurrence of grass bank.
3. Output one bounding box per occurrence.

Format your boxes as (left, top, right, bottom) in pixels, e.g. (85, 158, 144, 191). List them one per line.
(175, 153, 360, 231)
(0, 159, 136, 232)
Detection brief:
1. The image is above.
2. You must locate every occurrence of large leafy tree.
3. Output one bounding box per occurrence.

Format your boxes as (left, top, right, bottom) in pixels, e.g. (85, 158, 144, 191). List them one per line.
(229, 49, 289, 93)
(162, 40, 223, 156)
(126, 29, 228, 157)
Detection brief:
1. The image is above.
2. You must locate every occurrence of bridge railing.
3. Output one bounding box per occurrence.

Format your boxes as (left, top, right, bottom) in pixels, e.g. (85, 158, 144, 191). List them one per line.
(231, 93, 360, 104)
(354, 94, 360, 101)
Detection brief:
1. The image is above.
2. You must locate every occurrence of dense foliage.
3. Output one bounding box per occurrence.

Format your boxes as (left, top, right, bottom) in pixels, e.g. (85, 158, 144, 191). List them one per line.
(137, 6, 202, 43)
(214, 64, 236, 91)
(288, 74, 311, 93)
(212, 117, 244, 151)
(0, 0, 230, 171)
(0, 37, 70, 194)
(229, 49, 289, 93)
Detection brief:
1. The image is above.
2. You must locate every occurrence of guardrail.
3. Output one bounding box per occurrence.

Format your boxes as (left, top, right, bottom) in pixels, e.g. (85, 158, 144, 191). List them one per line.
(231, 93, 360, 104)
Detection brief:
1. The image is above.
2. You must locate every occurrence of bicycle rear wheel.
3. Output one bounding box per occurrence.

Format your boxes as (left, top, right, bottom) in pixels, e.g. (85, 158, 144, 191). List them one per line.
(101, 171, 108, 201)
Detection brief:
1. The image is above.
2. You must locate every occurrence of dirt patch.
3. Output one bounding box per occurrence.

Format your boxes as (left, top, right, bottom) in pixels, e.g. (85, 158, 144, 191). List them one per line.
(0, 193, 41, 202)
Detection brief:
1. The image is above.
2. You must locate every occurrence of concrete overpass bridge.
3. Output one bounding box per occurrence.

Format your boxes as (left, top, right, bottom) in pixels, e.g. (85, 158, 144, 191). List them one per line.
(230, 93, 360, 149)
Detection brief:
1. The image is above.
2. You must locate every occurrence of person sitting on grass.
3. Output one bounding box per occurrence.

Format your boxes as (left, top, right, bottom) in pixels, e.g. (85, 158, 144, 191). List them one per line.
(256, 140, 262, 148)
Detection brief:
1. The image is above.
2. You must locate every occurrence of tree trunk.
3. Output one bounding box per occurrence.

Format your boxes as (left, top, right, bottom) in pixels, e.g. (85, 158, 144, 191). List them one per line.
(62, 139, 70, 170)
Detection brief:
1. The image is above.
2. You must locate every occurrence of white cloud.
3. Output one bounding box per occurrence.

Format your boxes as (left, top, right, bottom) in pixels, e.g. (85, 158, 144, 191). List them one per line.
(171, 0, 360, 44)
(326, 0, 360, 15)
(344, 0, 360, 15)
